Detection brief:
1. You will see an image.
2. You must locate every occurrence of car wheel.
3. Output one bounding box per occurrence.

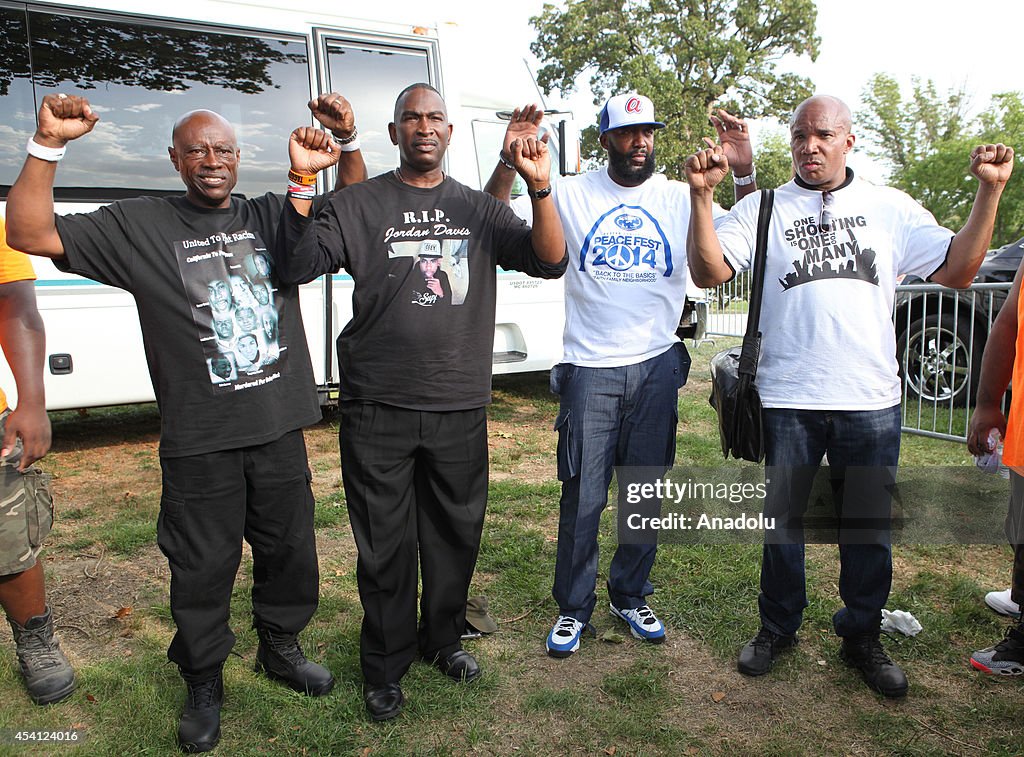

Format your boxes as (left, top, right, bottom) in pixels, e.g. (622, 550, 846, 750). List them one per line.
(897, 313, 979, 406)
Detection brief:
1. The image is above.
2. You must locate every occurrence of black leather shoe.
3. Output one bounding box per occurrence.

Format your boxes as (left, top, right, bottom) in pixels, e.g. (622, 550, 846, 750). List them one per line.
(255, 628, 334, 696)
(840, 633, 908, 698)
(364, 682, 403, 722)
(737, 627, 798, 676)
(432, 649, 481, 683)
(177, 673, 223, 753)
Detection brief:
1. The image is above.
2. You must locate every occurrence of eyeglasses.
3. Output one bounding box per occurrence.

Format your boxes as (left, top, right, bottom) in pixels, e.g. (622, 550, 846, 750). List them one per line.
(819, 190, 834, 232)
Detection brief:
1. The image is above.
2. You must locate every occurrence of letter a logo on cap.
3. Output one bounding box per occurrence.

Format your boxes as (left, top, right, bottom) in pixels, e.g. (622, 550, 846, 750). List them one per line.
(599, 93, 666, 134)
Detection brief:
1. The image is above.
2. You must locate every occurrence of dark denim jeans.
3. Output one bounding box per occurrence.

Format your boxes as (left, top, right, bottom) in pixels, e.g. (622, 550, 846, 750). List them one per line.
(759, 404, 901, 638)
(550, 343, 688, 623)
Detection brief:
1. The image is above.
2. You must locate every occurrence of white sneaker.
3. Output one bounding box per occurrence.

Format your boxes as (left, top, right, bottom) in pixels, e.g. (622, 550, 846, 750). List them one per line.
(985, 589, 1021, 618)
(609, 603, 666, 643)
(546, 616, 585, 658)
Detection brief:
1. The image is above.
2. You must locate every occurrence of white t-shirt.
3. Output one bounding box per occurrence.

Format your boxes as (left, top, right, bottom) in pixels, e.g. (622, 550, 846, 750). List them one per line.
(717, 174, 954, 410)
(514, 168, 724, 367)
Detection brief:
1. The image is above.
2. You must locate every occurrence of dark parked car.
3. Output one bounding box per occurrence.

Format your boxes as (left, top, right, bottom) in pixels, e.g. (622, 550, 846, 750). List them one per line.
(895, 236, 1023, 406)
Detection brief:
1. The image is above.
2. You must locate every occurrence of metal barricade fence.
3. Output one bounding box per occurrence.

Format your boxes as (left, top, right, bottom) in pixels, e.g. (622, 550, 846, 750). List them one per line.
(702, 272, 752, 338)
(702, 280, 1012, 441)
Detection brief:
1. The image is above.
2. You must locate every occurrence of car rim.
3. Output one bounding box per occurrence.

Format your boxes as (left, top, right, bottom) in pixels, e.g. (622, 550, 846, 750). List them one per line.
(904, 324, 970, 402)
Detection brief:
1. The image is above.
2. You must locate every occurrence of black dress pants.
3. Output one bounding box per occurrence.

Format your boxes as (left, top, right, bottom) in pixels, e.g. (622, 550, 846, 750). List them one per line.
(157, 429, 319, 677)
(339, 401, 488, 684)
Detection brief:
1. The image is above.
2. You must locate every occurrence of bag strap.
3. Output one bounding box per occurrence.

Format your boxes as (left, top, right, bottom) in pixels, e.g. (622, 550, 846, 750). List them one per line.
(737, 188, 774, 378)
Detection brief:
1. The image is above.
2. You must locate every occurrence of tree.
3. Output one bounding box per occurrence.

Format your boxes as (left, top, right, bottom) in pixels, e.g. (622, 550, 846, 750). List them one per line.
(859, 73, 970, 173)
(859, 75, 1024, 246)
(715, 130, 792, 208)
(529, 0, 819, 181)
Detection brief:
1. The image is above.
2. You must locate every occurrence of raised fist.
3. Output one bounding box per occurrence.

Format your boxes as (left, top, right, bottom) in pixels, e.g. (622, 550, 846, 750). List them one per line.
(685, 140, 730, 192)
(511, 136, 551, 190)
(308, 93, 356, 141)
(969, 143, 1015, 187)
(36, 93, 99, 146)
(289, 127, 340, 175)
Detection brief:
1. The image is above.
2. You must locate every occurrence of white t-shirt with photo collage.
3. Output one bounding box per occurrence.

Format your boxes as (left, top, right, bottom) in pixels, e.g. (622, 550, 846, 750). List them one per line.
(717, 175, 954, 410)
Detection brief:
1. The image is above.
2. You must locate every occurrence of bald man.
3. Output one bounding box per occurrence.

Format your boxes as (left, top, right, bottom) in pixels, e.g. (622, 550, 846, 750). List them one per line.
(6, 93, 366, 752)
(685, 94, 1014, 697)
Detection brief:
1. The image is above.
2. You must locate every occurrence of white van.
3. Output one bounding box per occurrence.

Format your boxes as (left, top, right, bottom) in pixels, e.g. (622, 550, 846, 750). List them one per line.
(0, 0, 576, 409)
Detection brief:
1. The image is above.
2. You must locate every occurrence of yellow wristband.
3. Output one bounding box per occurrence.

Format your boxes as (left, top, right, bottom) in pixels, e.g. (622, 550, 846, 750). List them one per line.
(287, 170, 318, 186)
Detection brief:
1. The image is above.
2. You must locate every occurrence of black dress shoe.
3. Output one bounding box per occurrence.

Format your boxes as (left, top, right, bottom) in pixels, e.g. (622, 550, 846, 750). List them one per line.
(177, 672, 223, 753)
(255, 628, 335, 696)
(433, 649, 481, 683)
(364, 682, 403, 722)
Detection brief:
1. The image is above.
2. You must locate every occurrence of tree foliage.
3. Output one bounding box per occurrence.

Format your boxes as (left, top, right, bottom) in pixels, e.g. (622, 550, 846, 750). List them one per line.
(715, 130, 793, 208)
(859, 74, 970, 170)
(859, 74, 1024, 246)
(530, 0, 819, 180)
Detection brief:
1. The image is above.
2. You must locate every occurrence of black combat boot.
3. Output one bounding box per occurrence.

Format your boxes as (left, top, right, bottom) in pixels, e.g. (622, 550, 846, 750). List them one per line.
(840, 632, 908, 698)
(177, 670, 223, 753)
(254, 628, 334, 696)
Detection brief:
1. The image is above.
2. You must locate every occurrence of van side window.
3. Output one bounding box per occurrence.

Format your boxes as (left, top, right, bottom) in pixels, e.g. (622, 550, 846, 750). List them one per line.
(324, 42, 431, 179)
(0, 7, 35, 193)
(21, 10, 310, 200)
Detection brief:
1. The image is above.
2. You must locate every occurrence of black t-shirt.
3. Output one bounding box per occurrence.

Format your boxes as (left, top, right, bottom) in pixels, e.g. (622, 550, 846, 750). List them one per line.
(276, 172, 566, 410)
(55, 193, 321, 457)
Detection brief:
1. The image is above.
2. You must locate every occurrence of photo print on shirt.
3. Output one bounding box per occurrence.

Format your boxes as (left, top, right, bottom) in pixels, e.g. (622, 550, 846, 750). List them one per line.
(389, 237, 470, 307)
(174, 231, 285, 391)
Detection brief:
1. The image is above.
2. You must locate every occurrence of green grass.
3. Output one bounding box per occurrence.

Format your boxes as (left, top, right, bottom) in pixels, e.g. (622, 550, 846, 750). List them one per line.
(3, 352, 1023, 754)
(313, 490, 347, 529)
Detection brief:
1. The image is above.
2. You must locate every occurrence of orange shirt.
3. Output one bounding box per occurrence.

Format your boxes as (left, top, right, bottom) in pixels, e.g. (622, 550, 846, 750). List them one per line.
(1002, 286, 1024, 468)
(0, 218, 38, 413)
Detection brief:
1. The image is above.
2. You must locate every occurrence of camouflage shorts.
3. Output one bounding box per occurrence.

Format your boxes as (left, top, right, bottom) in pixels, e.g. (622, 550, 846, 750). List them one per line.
(0, 411, 54, 576)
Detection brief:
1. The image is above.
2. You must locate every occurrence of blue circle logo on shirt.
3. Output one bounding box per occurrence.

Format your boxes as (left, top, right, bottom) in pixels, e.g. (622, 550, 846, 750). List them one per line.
(614, 214, 643, 231)
(603, 244, 637, 270)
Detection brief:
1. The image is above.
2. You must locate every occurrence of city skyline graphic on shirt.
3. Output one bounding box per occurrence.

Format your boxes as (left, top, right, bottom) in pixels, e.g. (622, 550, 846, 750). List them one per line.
(780, 220, 879, 291)
(780, 245, 879, 290)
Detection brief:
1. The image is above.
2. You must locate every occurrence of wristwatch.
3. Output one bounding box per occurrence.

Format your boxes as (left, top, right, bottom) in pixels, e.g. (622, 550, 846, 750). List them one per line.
(528, 185, 552, 200)
(733, 168, 756, 186)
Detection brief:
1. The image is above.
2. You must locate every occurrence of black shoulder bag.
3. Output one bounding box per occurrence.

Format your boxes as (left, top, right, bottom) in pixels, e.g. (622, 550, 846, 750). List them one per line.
(708, 188, 775, 463)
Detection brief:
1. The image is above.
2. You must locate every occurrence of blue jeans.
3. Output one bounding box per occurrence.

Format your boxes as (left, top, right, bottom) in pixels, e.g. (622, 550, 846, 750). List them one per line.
(550, 343, 688, 623)
(759, 405, 901, 638)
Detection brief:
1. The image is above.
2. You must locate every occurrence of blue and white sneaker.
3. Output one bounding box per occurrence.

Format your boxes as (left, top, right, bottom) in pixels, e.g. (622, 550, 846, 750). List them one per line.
(546, 615, 587, 658)
(609, 603, 666, 643)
